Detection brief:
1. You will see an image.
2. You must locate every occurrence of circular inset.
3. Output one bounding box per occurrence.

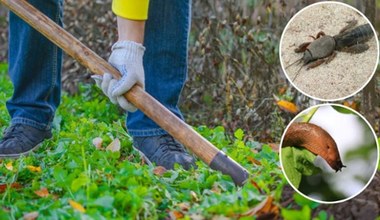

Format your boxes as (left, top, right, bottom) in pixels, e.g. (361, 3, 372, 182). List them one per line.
(280, 104, 379, 203)
(280, 2, 379, 101)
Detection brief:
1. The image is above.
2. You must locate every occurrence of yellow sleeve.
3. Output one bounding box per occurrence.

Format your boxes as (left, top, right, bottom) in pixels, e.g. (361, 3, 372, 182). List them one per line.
(112, 0, 150, 20)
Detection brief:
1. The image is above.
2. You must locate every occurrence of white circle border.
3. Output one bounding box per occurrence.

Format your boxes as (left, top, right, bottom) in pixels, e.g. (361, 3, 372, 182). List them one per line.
(279, 103, 380, 204)
(279, 1, 379, 102)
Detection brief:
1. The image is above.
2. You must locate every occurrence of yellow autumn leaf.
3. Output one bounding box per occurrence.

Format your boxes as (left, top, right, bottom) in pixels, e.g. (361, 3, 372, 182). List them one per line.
(34, 188, 49, 198)
(69, 199, 86, 213)
(169, 210, 184, 219)
(277, 100, 298, 114)
(27, 165, 42, 172)
(343, 100, 359, 111)
(5, 162, 13, 171)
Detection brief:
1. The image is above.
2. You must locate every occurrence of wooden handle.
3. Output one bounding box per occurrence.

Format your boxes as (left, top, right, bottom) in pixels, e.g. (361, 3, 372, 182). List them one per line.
(1, 0, 249, 185)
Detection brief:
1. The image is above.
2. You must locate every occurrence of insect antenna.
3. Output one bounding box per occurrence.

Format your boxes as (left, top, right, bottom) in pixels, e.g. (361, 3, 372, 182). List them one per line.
(291, 64, 303, 82)
(284, 57, 303, 82)
(285, 57, 302, 69)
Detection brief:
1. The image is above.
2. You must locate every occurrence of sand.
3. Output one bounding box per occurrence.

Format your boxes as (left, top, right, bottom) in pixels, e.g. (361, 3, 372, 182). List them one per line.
(280, 2, 378, 101)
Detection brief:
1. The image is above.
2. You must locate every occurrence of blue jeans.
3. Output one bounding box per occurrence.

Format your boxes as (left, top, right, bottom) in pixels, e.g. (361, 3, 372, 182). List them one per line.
(7, 0, 63, 131)
(7, 0, 191, 137)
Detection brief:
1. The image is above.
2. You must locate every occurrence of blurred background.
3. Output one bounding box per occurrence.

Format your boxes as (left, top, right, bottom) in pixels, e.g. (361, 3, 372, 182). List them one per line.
(0, 0, 379, 218)
(0, 0, 379, 143)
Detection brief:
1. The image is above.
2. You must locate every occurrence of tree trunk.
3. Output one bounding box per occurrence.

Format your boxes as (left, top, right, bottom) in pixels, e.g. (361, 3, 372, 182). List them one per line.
(361, 0, 379, 135)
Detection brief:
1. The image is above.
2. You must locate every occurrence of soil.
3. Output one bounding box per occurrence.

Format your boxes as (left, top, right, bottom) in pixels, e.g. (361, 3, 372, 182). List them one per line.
(281, 171, 380, 219)
(280, 2, 378, 101)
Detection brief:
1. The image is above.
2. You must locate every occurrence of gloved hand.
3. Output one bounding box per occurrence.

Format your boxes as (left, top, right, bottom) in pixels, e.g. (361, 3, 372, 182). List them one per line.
(92, 40, 145, 112)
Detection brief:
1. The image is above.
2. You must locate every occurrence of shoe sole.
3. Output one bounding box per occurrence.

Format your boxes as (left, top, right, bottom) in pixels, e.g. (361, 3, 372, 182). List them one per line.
(0, 143, 42, 158)
(0, 136, 51, 159)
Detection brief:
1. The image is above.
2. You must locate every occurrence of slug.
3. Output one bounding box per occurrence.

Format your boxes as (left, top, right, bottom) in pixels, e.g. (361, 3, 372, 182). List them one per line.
(283, 122, 346, 172)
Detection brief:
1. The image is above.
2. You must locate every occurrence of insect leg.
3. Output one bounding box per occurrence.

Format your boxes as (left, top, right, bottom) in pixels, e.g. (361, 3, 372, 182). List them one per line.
(294, 42, 311, 53)
(306, 59, 327, 70)
(339, 19, 358, 34)
(305, 52, 336, 70)
(325, 51, 337, 64)
(340, 44, 370, 53)
(309, 31, 326, 40)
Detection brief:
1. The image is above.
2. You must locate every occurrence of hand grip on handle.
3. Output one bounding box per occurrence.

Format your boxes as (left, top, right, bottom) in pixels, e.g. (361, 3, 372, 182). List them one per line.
(0, 0, 250, 186)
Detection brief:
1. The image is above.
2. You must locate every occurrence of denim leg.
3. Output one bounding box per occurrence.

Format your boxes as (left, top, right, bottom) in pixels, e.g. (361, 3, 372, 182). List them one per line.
(127, 0, 191, 137)
(7, 0, 63, 131)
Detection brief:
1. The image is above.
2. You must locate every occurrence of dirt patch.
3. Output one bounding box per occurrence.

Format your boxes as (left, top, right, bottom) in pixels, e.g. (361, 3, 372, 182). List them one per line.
(280, 2, 378, 101)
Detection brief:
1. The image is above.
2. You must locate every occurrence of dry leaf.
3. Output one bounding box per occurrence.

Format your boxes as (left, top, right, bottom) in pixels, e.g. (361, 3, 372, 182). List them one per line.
(276, 100, 298, 114)
(189, 213, 205, 220)
(211, 216, 230, 220)
(34, 188, 49, 198)
(178, 202, 190, 211)
(153, 166, 167, 176)
(27, 165, 42, 173)
(0, 182, 22, 193)
(249, 179, 263, 193)
(92, 137, 103, 149)
(239, 196, 279, 219)
(190, 191, 198, 202)
(169, 210, 184, 219)
(267, 143, 279, 152)
(5, 162, 13, 171)
(106, 138, 120, 152)
(278, 86, 287, 95)
(343, 100, 359, 111)
(211, 183, 221, 194)
(69, 199, 86, 213)
(251, 148, 259, 154)
(23, 211, 39, 220)
(247, 156, 261, 165)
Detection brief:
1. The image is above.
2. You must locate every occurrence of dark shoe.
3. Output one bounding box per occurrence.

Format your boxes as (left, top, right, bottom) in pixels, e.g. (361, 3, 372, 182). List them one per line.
(133, 134, 196, 170)
(0, 124, 52, 158)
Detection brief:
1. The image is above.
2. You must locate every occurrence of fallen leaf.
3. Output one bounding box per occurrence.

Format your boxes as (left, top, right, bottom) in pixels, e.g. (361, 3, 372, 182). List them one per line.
(5, 162, 13, 171)
(343, 100, 359, 111)
(169, 210, 184, 219)
(23, 211, 39, 220)
(249, 179, 263, 193)
(190, 191, 198, 202)
(0, 182, 22, 193)
(267, 143, 279, 152)
(153, 166, 167, 176)
(92, 137, 103, 149)
(27, 165, 42, 173)
(239, 196, 279, 219)
(211, 183, 221, 194)
(278, 86, 287, 95)
(212, 216, 229, 220)
(276, 100, 298, 114)
(69, 199, 86, 213)
(251, 148, 259, 154)
(247, 156, 261, 165)
(106, 138, 120, 152)
(177, 202, 190, 211)
(189, 213, 205, 220)
(34, 188, 49, 198)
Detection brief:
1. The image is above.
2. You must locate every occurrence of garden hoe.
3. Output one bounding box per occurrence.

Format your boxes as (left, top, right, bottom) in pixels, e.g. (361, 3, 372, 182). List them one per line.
(0, 0, 250, 186)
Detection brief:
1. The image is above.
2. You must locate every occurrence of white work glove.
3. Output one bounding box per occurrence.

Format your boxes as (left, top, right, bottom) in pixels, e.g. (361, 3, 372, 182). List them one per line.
(92, 41, 145, 112)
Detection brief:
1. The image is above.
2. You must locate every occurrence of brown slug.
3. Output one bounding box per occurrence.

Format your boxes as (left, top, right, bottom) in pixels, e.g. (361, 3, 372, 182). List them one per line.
(283, 122, 346, 172)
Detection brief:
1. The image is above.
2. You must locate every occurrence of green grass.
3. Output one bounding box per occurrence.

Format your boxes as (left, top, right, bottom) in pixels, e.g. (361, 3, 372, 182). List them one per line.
(0, 64, 332, 219)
